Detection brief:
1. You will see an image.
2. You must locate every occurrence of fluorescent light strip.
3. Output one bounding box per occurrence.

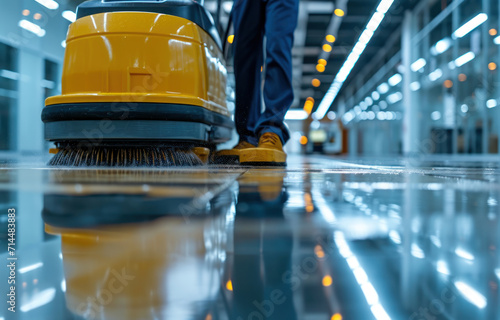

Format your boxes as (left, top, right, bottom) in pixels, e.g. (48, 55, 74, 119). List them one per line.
(487, 99, 497, 108)
(410, 58, 426, 72)
(315, 0, 396, 119)
(452, 13, 487, 39)
(284, 109, 308, 120)
(18, 20, 46, 37)
(388, 73, 402, 86)
(34, 0, 59, 10)
(62, 10, 76, 22)
(454, 51, 475, 67)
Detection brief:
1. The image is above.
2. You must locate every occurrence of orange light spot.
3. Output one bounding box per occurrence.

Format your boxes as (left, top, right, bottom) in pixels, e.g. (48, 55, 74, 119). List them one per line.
(489, 28, 497, 36)
(444, 80, 453, 88)
(261, 66, 263, 72)
(322, 275, 333, 287)
(306, 97, 315, 103)
(314, 245, 325, 258)
(326, 34, 336, 43)
(488, 62, 497, 71)
(334, 9, 345, 17)
(306, 204, 314, 212)
(304, 101, 314, 114)
(205, 314, 213, 320)
(300, 136, 308, 145)
(458, 73, 467, 82)
(22, 9, 30, 16)
(322, 44, 332, 52)
(226, 280, 233, 291)
(316, 64, 325, 72)
(304, 193, 312, 202)
(33, 279, 38, 285)
(22, 282, 27, 288)
(312, 78, 321, 87)
(331, 314, 343, 320)
(318, 59, 327, 66)
(227, 35, 234, 44)
(34, 13, 42, 20)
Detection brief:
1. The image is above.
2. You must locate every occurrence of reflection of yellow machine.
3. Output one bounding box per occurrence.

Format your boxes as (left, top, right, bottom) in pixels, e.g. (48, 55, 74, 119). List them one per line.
(46, 219, 223, 320)
(42, 0, 233, 166)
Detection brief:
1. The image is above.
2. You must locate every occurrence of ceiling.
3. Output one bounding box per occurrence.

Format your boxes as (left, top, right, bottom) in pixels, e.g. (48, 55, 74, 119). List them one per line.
(67, 0, 416, 114)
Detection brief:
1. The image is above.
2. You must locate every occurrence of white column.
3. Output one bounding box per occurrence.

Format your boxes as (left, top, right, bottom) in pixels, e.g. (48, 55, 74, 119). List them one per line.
(17, 49, 44, 152)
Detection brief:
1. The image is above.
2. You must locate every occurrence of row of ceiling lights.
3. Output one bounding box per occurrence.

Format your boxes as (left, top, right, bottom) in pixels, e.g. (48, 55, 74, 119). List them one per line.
(296, 8, 346, 120)
(343, 11, 498, 124)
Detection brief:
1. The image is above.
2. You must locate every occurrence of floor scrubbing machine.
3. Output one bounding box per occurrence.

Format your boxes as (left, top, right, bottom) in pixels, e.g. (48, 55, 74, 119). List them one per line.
(42, 0, 233, 166)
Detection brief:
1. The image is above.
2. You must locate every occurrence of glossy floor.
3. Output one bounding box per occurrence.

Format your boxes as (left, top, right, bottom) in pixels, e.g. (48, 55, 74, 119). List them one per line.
(0, 154, 499, 320)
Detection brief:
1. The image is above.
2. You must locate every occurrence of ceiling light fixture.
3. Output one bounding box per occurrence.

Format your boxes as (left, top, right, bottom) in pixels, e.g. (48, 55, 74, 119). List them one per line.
(452, 13, 488, 39)
(315, 0, 396, 119)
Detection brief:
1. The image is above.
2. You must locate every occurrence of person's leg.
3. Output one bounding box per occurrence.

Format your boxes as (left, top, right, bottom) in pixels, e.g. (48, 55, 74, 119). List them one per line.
(232, 0, 266, 146)
(256, 0, 299, 145)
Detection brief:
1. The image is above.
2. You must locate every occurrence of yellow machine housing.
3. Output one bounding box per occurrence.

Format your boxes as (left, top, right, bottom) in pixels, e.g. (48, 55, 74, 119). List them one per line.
(42, 0, 233, 147)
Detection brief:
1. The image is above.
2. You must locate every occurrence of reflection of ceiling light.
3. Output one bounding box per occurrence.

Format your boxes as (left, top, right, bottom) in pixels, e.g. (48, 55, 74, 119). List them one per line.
(494, 35, 500, 45)
(371, 91, 380, 101)
(411, 244, 425, 259)
(452, 13, 488, 39)
(461, 104, 468, 113)
(19, 262, 43, 274)
(455, 247, 475, 261)
(454, 281, 487, 309)
(61, 40, 66, 48)
(437, 260, 450, 275)
(20, 288, 56, 312)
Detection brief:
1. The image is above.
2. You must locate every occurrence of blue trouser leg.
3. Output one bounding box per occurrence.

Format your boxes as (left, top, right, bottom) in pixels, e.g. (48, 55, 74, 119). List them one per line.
(257, 0, 299, 145)
(232, 0, 265, 146)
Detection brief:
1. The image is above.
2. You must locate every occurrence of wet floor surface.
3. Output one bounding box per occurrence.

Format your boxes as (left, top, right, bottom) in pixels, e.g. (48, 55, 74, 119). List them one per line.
(0, 154, 499, 320)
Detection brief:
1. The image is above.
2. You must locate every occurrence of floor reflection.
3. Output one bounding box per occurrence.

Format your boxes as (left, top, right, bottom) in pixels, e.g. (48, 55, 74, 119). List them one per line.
(0, 156, 498, 320)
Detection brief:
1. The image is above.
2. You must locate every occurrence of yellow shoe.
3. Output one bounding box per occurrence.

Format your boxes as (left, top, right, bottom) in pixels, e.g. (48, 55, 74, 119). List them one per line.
(214, 141, 256, 164)
(238, 132, 287, 166)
